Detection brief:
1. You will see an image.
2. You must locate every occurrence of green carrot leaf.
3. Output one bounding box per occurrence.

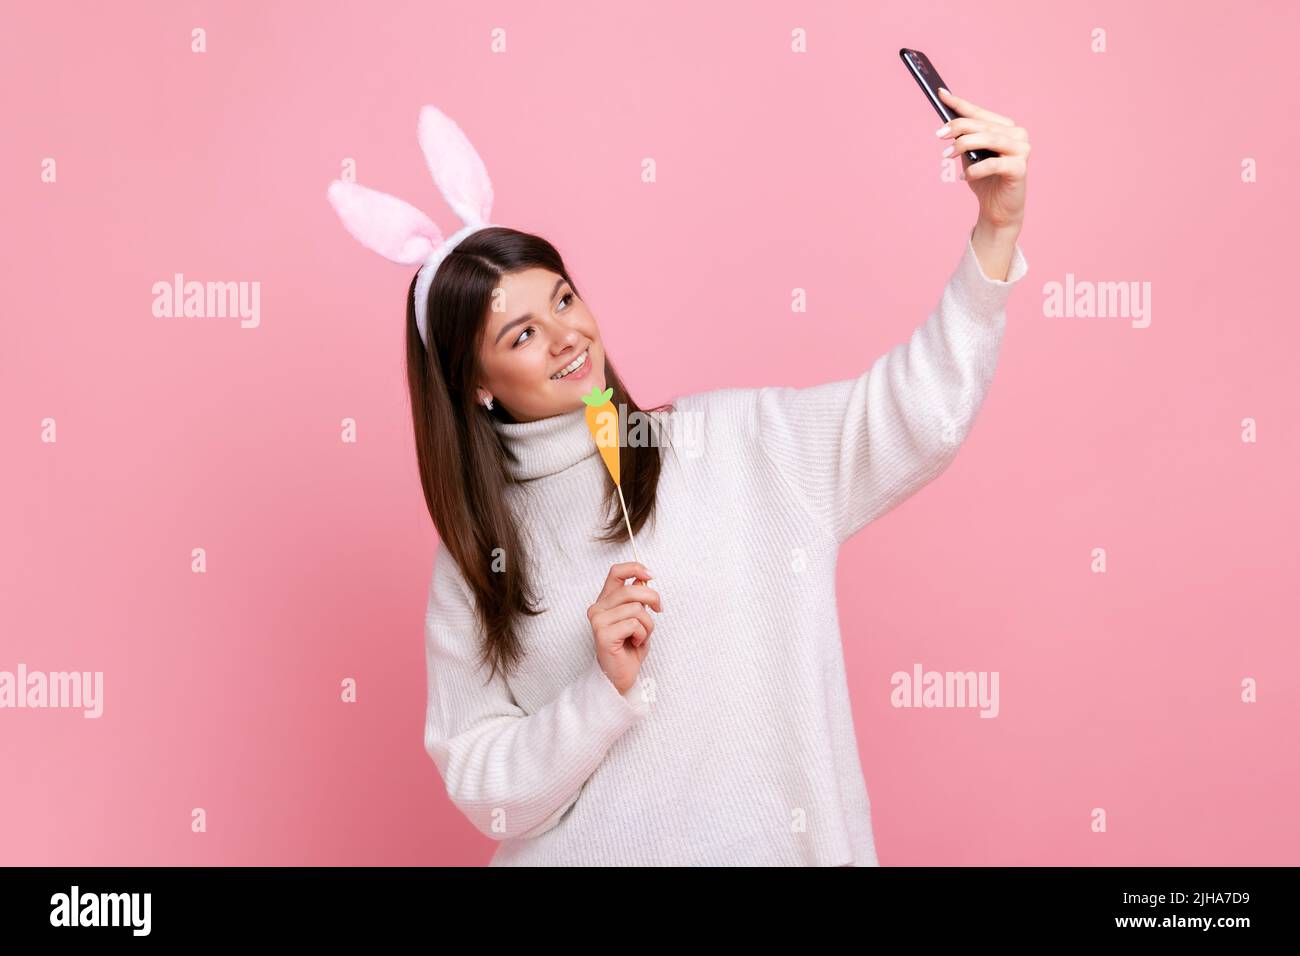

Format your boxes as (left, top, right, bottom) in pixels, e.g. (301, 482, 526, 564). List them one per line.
(581, 385, 614, 407)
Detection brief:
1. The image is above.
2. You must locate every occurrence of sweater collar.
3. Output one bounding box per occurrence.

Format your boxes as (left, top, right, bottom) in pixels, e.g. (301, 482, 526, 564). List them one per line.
(492, 405, 598, 481)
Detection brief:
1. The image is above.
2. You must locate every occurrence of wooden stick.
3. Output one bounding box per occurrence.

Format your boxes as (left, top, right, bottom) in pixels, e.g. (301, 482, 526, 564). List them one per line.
(615, 483, 642, 567)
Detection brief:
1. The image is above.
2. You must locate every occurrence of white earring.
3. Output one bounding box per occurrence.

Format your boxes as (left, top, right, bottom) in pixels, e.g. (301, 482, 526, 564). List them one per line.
(482, 394, 494, 410)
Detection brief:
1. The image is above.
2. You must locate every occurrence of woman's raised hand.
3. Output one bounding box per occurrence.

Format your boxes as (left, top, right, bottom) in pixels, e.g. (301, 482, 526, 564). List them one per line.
(587, 562, 661, 694)
(936, 87, 1029, 230)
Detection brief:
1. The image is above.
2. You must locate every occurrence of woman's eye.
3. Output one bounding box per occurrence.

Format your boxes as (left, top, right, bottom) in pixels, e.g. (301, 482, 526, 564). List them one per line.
(511, 293, 574, 347)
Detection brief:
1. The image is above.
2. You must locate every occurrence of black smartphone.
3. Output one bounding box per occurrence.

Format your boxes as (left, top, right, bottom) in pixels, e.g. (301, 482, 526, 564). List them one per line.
(899, 48, 998, 165)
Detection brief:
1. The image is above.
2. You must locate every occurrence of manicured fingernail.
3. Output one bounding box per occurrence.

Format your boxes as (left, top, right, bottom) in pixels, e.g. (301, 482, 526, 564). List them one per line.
(938, 86, 949, 95)
(942, 145, 953, 157)
(935, 125, 950, 137)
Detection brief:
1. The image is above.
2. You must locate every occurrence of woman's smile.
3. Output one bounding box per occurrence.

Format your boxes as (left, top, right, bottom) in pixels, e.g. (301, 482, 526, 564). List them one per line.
(550, 348, 592, 383)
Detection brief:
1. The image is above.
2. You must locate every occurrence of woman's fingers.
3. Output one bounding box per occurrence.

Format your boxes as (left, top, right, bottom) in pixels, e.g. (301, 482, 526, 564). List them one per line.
(599, 601, 656, 631)
(962, 155, 1025, 181)
(939, 117, 1026, 142)
(598, 614, 648, 647)
(620, 584, 661, 611)
(937, 87, 1015, 126)
(595, 595, 660, 632)
(590, 581, 661, 617)
(949, 131, 1031, 158)
(595, 562, 653, 605)
(590, 563, 663, 650)
(619, 617, 649, 647)
(595, 603, 655, 644)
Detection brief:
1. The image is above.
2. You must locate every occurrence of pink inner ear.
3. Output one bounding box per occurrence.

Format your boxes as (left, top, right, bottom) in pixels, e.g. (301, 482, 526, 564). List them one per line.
(327, 180, 443, 265)
(418, 106, 494, 225)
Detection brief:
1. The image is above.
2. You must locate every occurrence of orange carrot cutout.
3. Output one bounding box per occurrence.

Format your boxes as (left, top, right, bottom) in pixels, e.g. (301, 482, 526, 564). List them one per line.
(583, 385, 620, 486)
(582, 384, 643, 568)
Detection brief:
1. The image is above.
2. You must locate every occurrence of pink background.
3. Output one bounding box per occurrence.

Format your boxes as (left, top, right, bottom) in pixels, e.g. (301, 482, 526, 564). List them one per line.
(3, 0, 1297, 866)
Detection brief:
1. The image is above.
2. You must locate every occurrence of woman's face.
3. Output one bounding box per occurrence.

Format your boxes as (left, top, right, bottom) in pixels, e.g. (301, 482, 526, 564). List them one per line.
(475, 267, 606, 423)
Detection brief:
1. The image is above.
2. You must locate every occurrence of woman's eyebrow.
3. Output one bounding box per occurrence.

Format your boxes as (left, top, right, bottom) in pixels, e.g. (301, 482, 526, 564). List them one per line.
(494, 278, 567, 344)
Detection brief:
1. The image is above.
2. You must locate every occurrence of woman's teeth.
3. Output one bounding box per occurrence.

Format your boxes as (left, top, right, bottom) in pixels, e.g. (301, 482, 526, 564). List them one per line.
(551, 349, 588, 380)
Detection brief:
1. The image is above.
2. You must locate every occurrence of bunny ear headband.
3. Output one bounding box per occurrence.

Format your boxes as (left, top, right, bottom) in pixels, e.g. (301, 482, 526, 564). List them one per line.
(326, 105, 500, 350)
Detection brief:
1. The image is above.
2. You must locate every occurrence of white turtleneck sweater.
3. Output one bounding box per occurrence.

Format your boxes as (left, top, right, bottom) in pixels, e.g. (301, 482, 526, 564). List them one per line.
(422, 233, 1029, 866)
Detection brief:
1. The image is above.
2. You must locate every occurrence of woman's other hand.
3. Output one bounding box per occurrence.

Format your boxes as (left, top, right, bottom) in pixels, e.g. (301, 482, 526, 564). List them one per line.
(587, 562, 661, 694)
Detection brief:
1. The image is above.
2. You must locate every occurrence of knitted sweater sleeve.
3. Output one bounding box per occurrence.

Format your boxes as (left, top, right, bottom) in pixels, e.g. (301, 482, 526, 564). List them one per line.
(422, 541, 649, 841)
(734, 232, 1029, 545)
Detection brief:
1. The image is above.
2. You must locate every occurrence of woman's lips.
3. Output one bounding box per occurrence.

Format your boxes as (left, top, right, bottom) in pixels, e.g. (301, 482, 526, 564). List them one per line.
(551, 348, 592, 383)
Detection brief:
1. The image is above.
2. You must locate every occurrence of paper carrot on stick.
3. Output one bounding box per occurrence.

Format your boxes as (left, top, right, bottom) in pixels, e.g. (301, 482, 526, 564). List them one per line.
(582, 384, 643, 569)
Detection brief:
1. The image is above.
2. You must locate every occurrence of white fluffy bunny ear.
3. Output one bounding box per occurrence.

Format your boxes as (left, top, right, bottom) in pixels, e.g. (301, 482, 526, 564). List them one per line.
(418, 105, 494, 227)
(326, 180, 445, 265)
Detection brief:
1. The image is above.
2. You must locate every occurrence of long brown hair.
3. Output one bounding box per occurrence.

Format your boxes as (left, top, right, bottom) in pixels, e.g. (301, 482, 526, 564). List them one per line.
(406, 226, 671, 684)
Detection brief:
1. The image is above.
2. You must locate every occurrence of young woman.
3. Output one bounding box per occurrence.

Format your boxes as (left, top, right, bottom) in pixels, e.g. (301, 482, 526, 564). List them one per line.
(418, 89, 1030, 866)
